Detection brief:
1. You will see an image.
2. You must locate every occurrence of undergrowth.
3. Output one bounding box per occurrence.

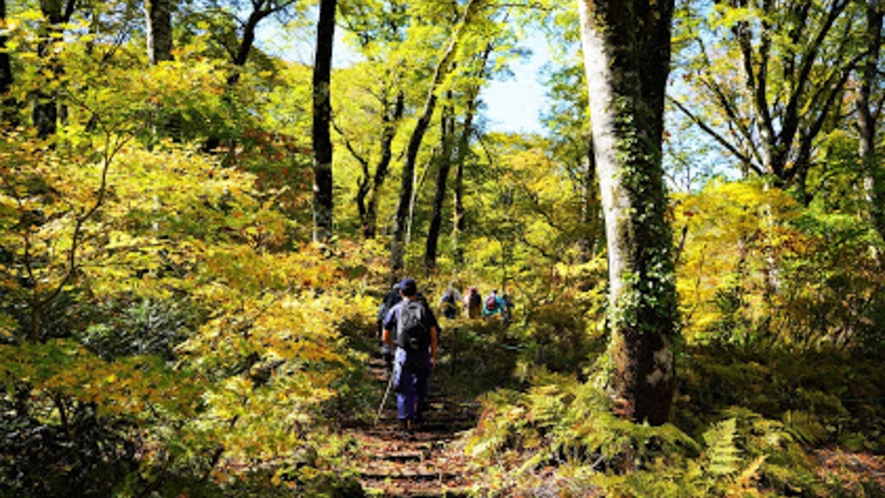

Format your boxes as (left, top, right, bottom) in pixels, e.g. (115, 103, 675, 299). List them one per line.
(464, 358, 885, 498)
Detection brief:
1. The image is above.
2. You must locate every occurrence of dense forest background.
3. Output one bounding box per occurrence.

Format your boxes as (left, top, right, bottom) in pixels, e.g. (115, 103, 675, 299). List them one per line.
(2, 0, 885, 496)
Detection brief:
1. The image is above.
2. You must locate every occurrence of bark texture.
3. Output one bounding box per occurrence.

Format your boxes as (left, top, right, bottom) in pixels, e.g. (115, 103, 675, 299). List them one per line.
(146, 0, 173, 64)
(312, 0, 337, 243)
(859, 0, 885, 241)
(424, 101, 455, 272)
(579, 0, 677, 425)
(0, 0, 16, 124)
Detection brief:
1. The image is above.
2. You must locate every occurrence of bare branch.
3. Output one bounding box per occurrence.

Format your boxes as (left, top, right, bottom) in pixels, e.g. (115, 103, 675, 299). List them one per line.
(667, 95, 763, 176)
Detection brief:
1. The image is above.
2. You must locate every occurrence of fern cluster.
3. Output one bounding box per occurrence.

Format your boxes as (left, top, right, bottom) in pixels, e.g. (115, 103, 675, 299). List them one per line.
(677, 345, 885, 452)
(464, 370, 856, 497)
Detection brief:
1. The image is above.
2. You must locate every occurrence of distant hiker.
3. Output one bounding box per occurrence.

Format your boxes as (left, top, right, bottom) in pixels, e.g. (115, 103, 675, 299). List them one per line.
(464, 287, 482, 319)
(482, 288, 507, 320)
(382, 278, 439, 439)
(437, 283, 462, 320)
(501, 293, 514, 326)
(377, 282, 402, 372)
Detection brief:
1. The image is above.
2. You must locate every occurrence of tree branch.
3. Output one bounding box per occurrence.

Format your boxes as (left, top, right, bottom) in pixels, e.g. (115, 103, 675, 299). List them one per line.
(667, 95, 762, 175)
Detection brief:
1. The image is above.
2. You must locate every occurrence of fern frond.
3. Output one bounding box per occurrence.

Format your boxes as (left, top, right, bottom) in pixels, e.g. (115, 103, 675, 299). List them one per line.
(736, 454, 766, 487)
(704, 418, 741, 476)
(782, 410, 826, 445)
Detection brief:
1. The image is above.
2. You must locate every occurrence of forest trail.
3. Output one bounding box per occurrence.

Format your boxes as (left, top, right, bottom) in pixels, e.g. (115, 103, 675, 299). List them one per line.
(343, 356, 484, 497)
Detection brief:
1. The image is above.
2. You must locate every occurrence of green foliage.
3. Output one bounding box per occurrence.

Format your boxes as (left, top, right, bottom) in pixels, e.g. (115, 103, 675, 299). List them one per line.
(0, 54, 368, 494)
(465, 373, 855, 497)
(81, 298, 196, 361)
(677, 344, 885, 456)
(674, 179, 885, 352)
(3, 2, 885, 497)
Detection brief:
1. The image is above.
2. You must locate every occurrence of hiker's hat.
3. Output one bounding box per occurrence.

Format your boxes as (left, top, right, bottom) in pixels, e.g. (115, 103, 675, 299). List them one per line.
(399, 278, 417, 296)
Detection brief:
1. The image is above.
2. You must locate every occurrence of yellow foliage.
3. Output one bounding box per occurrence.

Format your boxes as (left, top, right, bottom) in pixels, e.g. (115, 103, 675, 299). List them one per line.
(672, 180, 806, 343)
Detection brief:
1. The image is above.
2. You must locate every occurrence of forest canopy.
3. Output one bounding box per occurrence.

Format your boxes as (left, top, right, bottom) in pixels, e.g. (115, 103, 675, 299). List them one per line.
(1, 0, 884, 496)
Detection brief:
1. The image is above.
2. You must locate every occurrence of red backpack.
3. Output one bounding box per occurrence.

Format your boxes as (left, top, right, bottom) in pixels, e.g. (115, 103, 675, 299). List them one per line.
(485, 295, 499, 312)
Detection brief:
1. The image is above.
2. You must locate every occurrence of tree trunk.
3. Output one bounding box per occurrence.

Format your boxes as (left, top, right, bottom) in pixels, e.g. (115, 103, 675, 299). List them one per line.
(579, 137, 600, 262)
(312, 0, 336, 243)
(203, 1, 280, 152)
(146, 0, 173, 64)
(452, 46, 490, 265)
(356, 91, 404, 239)
(859, 0, 885, 241)
(578, 0, 677, 425)
(425, 100, 455, 273)
(227, 9, 265, 85)
(452, 134, 466, 265)
(452, 106, 473, 266)
(34, 0, 76, 138)
(0, 0, 16, 125)
(390, 0, 482, 273)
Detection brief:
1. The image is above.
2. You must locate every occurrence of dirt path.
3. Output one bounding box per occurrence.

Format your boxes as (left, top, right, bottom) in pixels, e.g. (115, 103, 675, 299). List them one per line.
(343, 357, 483, 497)
(337, 352, 885, 497)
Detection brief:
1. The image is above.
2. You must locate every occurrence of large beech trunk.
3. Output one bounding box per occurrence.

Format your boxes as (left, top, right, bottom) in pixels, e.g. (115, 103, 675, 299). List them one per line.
(578, 0, 677, 425)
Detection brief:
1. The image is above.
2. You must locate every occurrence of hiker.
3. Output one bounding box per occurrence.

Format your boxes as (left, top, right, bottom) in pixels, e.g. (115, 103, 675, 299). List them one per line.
(501, 293, 514, 326)
(464, 287, 482, 319)
(482, 288, 507, 320)
(377, 282, 402, 372)
(437, 282, 462, 320)
(382, 278, 439, 438)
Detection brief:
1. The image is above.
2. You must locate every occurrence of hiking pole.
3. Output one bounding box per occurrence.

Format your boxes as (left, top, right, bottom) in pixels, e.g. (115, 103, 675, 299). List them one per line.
(374, 372, 394, 427)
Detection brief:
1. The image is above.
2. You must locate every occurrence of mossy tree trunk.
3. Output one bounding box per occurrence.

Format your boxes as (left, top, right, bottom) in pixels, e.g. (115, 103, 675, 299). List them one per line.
(578, 0, 677, 425)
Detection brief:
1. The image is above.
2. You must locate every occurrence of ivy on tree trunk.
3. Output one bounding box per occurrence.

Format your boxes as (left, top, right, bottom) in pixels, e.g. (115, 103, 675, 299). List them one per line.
(579, 0, 677, 426)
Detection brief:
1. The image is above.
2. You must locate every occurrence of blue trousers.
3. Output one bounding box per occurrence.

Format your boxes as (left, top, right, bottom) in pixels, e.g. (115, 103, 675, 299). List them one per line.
(392, 347, 431, 421)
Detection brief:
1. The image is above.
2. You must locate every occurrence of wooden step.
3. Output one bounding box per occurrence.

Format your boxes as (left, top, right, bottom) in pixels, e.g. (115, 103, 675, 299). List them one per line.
(367, 450, 428, 462)
(341, 353, 483, 498)
(361, 484, 475, 498)
(356, 468, 460, 480)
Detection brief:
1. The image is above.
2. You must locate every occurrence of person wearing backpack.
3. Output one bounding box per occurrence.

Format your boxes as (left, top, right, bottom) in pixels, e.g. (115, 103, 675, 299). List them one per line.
(437, 282, 462, 320)
(376, 282, 402, 372)
(482, 288, 507, 319)
(465, 287, 482, 319)
(382, 278, 439, 438)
